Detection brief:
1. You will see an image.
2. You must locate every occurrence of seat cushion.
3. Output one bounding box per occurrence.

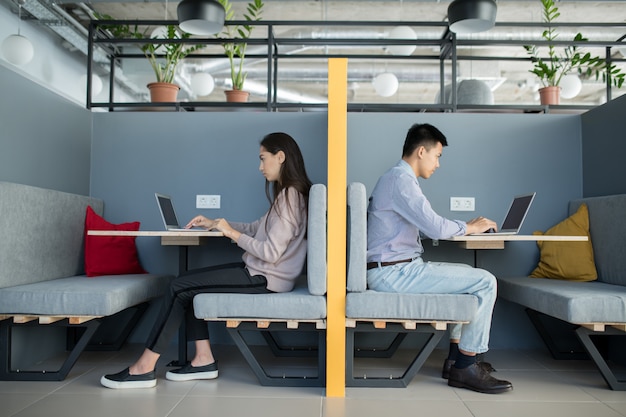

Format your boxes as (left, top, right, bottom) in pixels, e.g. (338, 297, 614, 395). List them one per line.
(498, 276, 626, 323)
(193, 283, 326, 320)
(346, 291, 477, 322)
(0, 274, 173, 316)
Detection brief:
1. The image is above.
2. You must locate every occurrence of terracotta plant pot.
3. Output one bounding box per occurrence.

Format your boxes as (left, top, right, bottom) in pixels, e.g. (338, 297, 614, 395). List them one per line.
(224, 90, 250, 103)
(147, 82, 180, 103)
(539, 86, 561, 105)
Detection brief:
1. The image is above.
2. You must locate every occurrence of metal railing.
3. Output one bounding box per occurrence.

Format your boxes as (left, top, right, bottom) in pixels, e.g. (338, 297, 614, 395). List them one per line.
(86, 19, 626, 112)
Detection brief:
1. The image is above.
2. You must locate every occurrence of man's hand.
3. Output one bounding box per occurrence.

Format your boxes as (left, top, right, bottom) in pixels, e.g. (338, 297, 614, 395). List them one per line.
(465, 217, 498, 235)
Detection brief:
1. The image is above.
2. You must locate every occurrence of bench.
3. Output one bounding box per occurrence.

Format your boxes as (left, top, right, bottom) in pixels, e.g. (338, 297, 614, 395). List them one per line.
(497, 193, 626, 390)
(193, 183, 327, 387)
(0, 181, 173, 381)
(345, 182, 478, 387)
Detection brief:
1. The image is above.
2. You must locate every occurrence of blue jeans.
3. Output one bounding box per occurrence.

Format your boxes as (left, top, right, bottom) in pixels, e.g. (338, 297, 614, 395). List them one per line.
(366, 258, 496, 354)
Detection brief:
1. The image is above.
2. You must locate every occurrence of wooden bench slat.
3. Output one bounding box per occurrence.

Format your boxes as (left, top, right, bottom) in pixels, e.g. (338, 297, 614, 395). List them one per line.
(38, 316, 65, 324)
(346, 318, 468, 329)
(13, 316, 38, 324)
(9, 315, 100, 325)
(578, 323, 626, 332)
(215, 318, 327, 329)
(581, 323, 605, 332)
(69, 316, 98, 325)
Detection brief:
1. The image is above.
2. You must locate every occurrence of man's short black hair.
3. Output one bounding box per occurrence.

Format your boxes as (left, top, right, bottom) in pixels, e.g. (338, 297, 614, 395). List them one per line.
(402, 123, 448, 157)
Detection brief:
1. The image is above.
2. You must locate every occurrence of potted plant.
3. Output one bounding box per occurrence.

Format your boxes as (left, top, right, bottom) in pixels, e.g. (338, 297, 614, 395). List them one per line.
(524, 0, 625, 105)
(98, 16, 203, 102)
(216, 0, 264, 102)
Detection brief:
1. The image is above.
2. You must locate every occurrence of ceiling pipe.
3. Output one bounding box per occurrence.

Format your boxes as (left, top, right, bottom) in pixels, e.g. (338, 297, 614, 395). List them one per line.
(12, 0, 626, 104)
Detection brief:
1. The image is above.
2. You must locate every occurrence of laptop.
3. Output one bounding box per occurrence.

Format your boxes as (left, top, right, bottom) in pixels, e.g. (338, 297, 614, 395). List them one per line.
(473, 192, 536, 235)
(155, 193, 202, 231)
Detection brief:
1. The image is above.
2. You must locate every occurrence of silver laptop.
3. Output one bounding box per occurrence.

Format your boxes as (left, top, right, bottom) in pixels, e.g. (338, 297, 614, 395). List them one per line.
(473, 192, 536, 235)
(155, 193, 202, 231)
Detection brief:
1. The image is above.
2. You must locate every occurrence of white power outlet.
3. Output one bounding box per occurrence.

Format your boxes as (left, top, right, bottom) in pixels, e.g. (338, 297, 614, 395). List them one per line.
(196, 195, 220, 209)
(450, 197, 475, 211)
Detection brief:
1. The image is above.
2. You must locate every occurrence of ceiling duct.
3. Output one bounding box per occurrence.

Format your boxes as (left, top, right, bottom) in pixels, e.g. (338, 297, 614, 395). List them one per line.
(7, 0, 626, 104)
(18, 0, 108, 64)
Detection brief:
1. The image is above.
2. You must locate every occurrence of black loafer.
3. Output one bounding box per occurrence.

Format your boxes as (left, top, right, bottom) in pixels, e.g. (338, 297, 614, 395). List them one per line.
(165, 361, 219, 382)
(448, 363, 512, 394)
(100, 367, 157, 389)
(442, 358, 496, 379)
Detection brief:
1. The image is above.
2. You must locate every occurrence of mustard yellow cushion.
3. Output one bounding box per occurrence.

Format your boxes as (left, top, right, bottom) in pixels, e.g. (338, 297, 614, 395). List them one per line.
(530, 203, 597, 281)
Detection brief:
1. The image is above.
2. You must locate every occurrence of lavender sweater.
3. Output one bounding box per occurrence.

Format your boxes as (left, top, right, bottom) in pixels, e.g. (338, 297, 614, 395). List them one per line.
(229, 187, 308, 293)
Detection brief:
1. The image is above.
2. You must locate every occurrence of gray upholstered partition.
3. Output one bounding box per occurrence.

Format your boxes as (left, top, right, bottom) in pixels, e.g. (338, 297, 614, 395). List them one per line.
(0, 181, 103, 289)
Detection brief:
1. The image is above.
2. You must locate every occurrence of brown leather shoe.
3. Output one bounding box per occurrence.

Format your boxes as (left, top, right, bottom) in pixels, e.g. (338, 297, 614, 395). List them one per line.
(441, 358, 496, 379)
(448, 363, 512, 394)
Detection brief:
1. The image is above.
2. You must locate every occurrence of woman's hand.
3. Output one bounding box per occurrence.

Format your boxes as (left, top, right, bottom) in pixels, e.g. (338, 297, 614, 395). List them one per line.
(212, 218, 241, 242)
(465, 216, 498, 235)
(185, 215, 217, 230)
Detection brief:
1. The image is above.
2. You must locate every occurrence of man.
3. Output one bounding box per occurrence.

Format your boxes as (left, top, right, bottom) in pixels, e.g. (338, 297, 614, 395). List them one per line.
(366, 123, 512, 394)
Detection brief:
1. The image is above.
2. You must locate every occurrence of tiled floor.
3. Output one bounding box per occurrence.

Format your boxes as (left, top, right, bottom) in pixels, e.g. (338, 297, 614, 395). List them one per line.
(1, 343, 626, 417)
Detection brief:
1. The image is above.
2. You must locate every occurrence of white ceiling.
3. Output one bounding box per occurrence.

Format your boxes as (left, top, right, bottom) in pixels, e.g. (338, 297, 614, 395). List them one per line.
(5, 0, 626, 107)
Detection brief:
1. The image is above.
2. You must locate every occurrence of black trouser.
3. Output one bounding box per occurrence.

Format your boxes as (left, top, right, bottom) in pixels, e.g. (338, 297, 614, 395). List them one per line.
(145, 262, 272, 354)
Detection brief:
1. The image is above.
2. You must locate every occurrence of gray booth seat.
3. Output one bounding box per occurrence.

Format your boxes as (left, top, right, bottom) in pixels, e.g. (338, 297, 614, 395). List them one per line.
(193, 183, 327, 387)
(346, 182, 478, 387)
(0, 181, 173, 381)
(498, 193, 626, 390)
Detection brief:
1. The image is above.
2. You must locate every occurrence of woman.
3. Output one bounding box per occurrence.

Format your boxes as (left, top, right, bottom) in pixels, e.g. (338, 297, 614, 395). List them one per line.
(101, 132, 312, 389)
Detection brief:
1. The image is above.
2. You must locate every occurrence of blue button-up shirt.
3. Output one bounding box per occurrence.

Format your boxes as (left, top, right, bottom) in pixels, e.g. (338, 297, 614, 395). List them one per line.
(367, 160, 467, 263)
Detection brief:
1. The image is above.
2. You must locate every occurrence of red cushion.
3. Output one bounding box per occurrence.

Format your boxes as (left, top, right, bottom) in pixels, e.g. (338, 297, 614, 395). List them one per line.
(84, 206, 146, 277)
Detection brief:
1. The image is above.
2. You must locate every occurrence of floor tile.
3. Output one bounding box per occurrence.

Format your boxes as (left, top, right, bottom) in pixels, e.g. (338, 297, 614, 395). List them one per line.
(9, 393, 183, 417)
(169, 396, 323, 417)
(1, 344, 625, 417)
(465, 401, 624, 417)
(0, 393, 46, 417)
(324, 397, 474, 417)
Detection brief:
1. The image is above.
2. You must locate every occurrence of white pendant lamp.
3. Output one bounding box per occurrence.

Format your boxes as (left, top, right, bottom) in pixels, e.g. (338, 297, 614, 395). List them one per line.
(373, 73, 399, 97)
(560, 74, 582, 99)
(190, 72, 215, 96)
(177, 0, 225, 35)
(1, 0, 34, 66)
(387, 26, 417, 56)
(448, 0, 497, 34)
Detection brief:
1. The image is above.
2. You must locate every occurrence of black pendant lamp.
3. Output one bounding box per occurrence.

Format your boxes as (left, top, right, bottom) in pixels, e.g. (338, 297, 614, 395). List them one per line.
(177, 0, 225, 35)
(448, 0, 497, 34)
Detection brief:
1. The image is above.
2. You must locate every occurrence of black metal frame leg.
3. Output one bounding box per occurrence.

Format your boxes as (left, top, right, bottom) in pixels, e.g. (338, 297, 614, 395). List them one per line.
(345, 322, 445, 388)
(0, 318, 101, 381)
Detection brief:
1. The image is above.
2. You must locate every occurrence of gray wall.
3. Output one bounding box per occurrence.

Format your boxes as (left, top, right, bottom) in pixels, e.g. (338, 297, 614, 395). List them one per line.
(348, 113, 583, 348)
(581, 94, 626, 197)
(0, 65, 92, 195)
(89, 111, 328, 344)
(90, 111, 583, 349)
(90, 112, 328, 276)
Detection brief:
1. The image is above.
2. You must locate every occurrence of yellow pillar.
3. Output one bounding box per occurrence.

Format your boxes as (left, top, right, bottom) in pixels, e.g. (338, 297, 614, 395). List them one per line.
(326, 58, 347, 397)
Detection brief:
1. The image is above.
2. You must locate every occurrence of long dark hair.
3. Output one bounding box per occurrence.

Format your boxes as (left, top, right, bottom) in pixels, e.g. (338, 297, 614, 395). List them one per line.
(260, 132, 312, 220)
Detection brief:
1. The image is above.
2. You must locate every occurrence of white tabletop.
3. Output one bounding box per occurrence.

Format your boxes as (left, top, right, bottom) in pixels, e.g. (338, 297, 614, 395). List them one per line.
(446, 234, 587, 249)
(87, 230, 223, 237)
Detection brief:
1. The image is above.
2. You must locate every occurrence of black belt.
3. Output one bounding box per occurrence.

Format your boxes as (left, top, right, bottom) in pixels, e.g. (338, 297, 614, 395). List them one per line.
(366, 258, 413, 270)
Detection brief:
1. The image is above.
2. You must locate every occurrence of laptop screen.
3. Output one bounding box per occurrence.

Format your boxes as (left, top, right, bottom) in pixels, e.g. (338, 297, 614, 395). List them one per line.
(155, 193, 180, 228)
(501, 193, 536, 232)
